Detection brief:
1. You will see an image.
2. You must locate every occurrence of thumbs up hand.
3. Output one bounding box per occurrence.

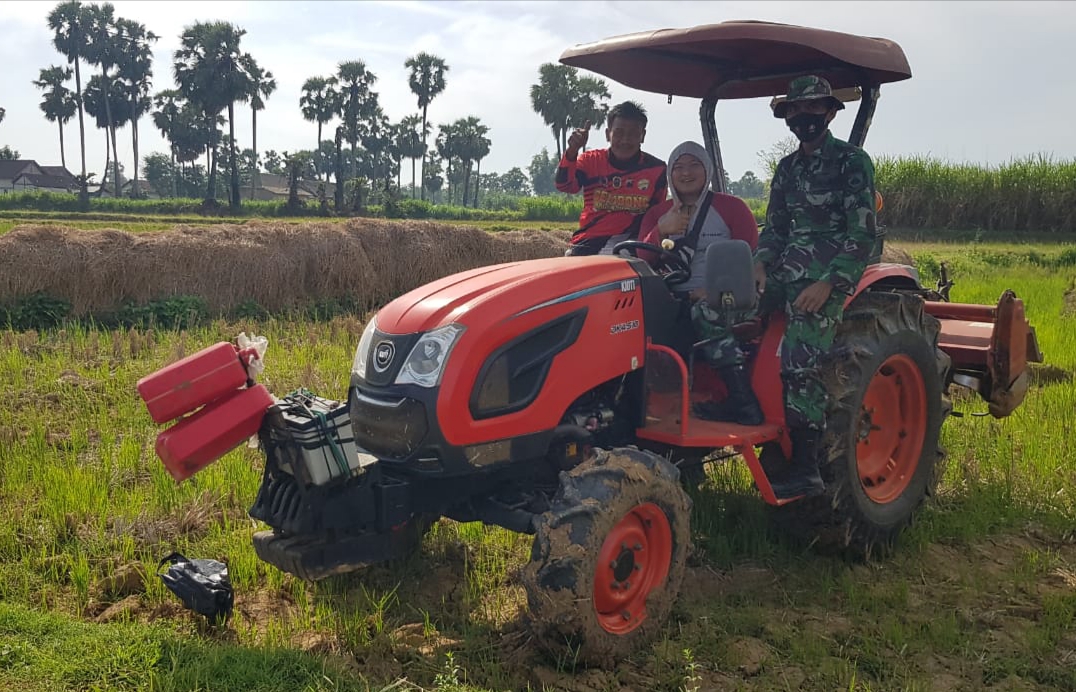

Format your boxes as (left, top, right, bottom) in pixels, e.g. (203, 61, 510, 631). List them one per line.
(657, 198, 690, 238)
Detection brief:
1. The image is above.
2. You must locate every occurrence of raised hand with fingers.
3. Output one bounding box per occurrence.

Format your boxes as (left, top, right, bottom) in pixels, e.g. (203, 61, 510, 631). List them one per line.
(565, 119, 591, 160)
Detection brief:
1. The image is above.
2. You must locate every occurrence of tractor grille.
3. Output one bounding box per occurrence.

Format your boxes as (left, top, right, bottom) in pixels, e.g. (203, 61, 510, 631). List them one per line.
(350, 390, 429, 461)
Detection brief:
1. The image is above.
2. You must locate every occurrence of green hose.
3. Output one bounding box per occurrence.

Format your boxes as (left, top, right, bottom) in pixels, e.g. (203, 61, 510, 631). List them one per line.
(286, 389, 351, 478)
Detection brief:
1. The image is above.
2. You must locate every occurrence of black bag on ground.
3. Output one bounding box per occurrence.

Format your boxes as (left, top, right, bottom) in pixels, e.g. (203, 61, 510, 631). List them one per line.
(157, 551, 234, 623)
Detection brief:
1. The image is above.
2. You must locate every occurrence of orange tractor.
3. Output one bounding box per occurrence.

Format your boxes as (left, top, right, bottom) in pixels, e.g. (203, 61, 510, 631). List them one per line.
(226, 21, 1043, 665)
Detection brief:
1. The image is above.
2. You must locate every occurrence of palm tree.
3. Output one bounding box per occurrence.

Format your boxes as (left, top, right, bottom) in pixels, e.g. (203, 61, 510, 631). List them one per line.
(530, 64, 610, 158)
(405, 52, 448, 201)
(300, 76, 338, 156)
(33, 66, 78, 168)
(47, 0, 92, 201)
(0, 107, 4, 125)
(451, 116, 489, 208)
(312, 139, 335, 182)
(333, 125, 345, 210)
(336, 60, 378, 183)
(83, 74, 130, 194)
(340, 104, 394, 211)
(363, 108, 396, 190)
(245, 58, 276, 200)
(389, 121, 404, 190)
(152, 89, 182, 196)
(83, 2, 126, 199)
(173, 20, 254, 207)
(435, 121, 460, 205)
(469, 125, 491, 208)
(176, 106, 223, 194)
(115, 18, 157, 197)
(396, 114, 424, 198)
(422, 151, 444, 203)
(530, 63, 572, 159)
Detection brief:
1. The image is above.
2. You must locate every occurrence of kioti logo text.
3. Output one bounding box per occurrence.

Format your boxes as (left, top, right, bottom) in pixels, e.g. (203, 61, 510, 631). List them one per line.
(610, 320, 639, 335)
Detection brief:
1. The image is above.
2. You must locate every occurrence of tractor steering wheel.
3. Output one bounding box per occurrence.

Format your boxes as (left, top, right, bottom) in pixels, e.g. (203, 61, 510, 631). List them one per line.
(612, 240, 691, 287)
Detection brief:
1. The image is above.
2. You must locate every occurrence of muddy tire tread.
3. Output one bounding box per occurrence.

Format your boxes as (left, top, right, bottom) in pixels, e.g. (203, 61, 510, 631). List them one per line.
(522, 446, 692, 666)
(771, 291, 952, 560)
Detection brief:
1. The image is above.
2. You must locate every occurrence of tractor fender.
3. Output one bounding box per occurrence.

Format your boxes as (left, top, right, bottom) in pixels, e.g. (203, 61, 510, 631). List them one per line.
(846, 263, 921, 307)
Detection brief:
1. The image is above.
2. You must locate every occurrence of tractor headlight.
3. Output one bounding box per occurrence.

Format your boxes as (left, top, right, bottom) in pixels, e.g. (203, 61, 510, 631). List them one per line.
(352, 317, 378, 380)
(395, 324, 465, 388)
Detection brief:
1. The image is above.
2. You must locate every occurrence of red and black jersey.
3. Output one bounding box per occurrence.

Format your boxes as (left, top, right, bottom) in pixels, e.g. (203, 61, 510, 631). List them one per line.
(556, 149, 668, 245)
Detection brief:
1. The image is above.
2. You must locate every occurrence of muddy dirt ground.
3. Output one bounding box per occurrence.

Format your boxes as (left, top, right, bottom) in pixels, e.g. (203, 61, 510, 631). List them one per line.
(83, 521, 1076, 692)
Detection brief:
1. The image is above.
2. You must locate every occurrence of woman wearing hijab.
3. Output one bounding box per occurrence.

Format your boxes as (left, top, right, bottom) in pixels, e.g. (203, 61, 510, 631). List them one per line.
(639, 141, 763, 425)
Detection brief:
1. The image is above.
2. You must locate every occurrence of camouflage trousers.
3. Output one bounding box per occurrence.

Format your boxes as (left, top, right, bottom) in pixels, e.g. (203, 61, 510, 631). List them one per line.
(691, 299, 750, 368)
(691, 278, 845, 431)
(763, 278, 845, 431)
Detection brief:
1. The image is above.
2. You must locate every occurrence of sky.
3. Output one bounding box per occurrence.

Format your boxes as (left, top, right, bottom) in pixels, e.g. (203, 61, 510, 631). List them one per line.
(0, 0, 1074, 186)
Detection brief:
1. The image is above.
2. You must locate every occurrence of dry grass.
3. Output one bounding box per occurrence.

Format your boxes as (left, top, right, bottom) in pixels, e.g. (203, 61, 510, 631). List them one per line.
(0, 219, 915, 317)
(0, 220, 573, 316)
(880, 244, 913, 265)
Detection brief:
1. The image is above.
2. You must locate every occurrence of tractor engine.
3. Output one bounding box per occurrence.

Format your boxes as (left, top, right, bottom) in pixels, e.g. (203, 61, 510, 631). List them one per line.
(564, 405, 618, 436)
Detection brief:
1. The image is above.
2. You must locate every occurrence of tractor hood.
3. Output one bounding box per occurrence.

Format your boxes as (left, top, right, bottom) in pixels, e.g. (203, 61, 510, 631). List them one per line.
(375, 256, 642, 335)
(355, 254, 650, 450)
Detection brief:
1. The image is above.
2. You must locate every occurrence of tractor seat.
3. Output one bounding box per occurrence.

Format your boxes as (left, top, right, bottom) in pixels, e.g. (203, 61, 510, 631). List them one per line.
(702, 240, 764, 342)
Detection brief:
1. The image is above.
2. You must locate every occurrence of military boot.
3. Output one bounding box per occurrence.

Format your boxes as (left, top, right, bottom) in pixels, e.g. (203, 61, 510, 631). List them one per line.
(769, 427, 826, 500)
(693, 364, 765, 426)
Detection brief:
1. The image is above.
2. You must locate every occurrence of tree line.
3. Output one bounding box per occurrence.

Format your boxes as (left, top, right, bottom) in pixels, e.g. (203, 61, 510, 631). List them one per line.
(12, 3, 772, 214)
(26, 1, 501, 211)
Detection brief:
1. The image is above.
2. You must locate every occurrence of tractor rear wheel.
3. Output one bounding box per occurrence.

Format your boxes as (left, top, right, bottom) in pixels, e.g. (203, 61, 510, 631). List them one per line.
(522, 447, 692, 666)
(772, 292, 951, 559)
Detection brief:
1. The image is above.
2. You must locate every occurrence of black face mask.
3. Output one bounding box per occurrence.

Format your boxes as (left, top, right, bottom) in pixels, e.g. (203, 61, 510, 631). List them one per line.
(788, 113, 828, 142)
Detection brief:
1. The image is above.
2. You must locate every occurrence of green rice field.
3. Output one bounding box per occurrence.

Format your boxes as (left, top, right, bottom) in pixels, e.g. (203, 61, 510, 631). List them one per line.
(0, 235, 1073, 691)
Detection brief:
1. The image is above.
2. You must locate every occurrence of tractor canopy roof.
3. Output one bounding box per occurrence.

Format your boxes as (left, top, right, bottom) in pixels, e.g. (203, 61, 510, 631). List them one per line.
(558, 20, 912, 100)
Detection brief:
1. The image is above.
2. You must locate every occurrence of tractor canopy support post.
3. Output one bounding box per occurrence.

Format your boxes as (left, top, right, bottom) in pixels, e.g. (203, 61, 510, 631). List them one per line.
(699, 98, 728, 194)
(703, 82, 877, 189)
(849, 84, 879, 148)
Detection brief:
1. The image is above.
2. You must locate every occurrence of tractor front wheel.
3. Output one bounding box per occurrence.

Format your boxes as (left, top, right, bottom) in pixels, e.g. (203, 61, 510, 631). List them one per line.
(522, 447, 692, 666)
(773, 292, 951, 559)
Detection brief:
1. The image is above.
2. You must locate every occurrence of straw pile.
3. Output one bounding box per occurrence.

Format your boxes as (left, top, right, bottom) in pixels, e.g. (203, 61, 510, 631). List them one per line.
(0, 220, 572, 316)
(0, 219, 914, 317)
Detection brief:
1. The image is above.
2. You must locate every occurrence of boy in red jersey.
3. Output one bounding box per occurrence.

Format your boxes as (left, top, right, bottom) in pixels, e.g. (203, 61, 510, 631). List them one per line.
(555, 101, 668, 256)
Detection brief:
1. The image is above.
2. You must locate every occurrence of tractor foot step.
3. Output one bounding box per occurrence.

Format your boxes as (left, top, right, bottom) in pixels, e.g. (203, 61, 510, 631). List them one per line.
(252, 521, 426, 582)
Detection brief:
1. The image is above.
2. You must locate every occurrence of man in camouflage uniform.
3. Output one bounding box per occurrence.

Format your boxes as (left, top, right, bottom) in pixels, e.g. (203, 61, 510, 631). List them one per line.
(754, 75, 877, 500)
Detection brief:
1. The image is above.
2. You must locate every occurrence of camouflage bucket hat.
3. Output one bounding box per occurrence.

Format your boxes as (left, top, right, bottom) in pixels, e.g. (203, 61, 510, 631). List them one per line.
(771, 75, 845, 118)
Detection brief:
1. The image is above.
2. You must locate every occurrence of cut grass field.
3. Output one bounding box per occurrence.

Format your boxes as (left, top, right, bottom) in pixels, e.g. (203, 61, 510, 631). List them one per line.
(0, 235, 1073, 691)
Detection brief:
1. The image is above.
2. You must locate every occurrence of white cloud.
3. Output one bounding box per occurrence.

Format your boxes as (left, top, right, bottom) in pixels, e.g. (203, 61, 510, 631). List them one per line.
(369, 0, 462, 19)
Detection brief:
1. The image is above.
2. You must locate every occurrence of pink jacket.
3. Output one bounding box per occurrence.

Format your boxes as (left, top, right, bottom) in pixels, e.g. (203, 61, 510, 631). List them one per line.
(639, 192, 759, 252)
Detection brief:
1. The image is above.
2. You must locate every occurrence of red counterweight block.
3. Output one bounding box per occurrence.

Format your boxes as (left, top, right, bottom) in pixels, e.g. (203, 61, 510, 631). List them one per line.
(155, 384, 275, 483)
(137, 342, 254, 424)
